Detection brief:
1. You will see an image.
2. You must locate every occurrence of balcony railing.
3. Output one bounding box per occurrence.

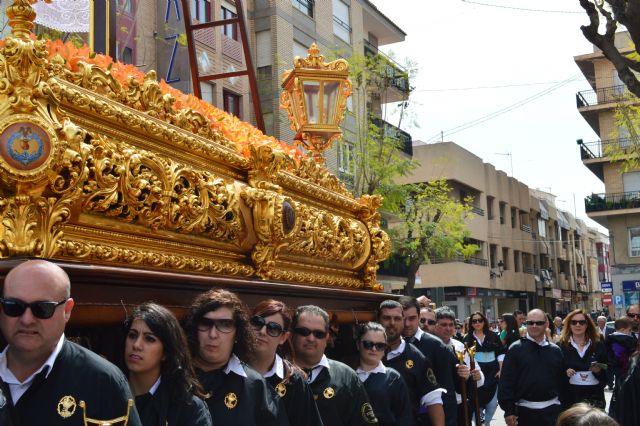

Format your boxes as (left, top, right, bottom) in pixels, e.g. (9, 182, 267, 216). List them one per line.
(471, 206, 485, 216)
(520, 224, 532, 233)
(429, 255, 489, 267)
(371, 117, 412, 156)
(585, 191, 640, 212)
(363, 39, 410, 94)
(576, 85, 630, 107)
(578, 138, 634, 160)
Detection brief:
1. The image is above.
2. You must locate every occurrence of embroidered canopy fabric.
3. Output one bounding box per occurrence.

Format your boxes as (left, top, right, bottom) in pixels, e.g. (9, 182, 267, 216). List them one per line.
(34, 0, 90, 33)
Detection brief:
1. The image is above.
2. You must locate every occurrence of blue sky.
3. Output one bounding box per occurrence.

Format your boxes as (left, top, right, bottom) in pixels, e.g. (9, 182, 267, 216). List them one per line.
(370, 0, 607, 233)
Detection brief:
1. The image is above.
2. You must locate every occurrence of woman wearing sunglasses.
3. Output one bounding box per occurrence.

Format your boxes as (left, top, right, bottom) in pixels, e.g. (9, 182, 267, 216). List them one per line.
(248, 299, 323, 426)
(557, 309, 608, 409)
(123, 303, 212, 425)
(462, 311, 503, 426)
(355, 322, 411, 426)
(183, 289, 278, 425)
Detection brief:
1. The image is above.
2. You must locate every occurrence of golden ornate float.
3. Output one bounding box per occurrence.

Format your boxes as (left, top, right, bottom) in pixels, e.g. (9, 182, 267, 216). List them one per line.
(0, 0, 391, 324)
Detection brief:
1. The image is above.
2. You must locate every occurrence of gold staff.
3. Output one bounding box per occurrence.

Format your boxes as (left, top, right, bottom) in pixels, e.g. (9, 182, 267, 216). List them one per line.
(466, 344, 482, 426)
(455, 348, 470, 426)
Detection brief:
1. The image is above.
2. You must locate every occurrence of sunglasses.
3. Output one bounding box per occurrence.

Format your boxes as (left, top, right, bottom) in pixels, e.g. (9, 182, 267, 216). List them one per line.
(361, 340, 386, 351)
(293, 327, 328, 339)
(525, 320, 546, 326)
(196, 317, 236, 333)
(628, 313, 640, 319)
(570, 319, 587, 326)
(420, 318, 436, 325)
(471, 318, 484, 324)
(0, 298, 67, 319)
(250, 315, 285, 337)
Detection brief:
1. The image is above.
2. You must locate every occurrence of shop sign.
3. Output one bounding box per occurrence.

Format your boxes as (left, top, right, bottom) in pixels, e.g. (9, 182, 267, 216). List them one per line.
(600, 281, 613, 293)
(562, 290, 572, 299)
(552, 288, 562, 299)
(467, 287, 476, 297)
(602, 294, 613, 306)
(622, 280, 640, 292)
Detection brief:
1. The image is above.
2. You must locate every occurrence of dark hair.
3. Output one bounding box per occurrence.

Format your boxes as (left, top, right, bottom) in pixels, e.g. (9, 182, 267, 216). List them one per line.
(546, 313, 556, 338)
(291, 305, 330, 331)
(559, 309, 600, 349)
(469, 311, 490, 335)
(183, 289, 255, 363)
(355, 322, 387, 342)
(615, 317, 632, 330)
(513, 309, 524, 317)
(501, 313, 520, 347)
(556, 403, 619, 425)
(398, 296, 420, 313)
(435, 307, 456, 323)
(626, 305, 639, 315)
(377, 300, 403, 320)
(252, 299, 302, 384)
(124, 303, 206, 401)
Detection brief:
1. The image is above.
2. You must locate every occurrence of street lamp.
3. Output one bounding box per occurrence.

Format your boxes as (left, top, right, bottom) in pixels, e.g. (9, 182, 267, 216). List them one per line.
(280, 43, 352, 160)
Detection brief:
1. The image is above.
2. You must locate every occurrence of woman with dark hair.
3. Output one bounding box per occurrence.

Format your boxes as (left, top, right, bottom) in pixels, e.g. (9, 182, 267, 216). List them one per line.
(546, 313, 559, 343)
(558, 308, 608, 409)
(183, 289, 278, 425)
(499, 314, 520, 349)
(123, 302, 212, 425)
(248, 299, 323, 426)
(463, 311, 503, 426)
(354, 322, 412, 426)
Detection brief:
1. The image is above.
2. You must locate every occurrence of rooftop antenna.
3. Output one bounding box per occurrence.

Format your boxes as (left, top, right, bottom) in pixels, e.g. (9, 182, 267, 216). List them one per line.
(494, 152, 513, 177)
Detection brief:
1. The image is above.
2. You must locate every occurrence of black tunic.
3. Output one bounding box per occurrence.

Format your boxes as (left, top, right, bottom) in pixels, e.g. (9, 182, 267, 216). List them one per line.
(361, 368, 412, 426)
(134, 377, 212, 426)
(0, 340, 142, 426)
(462, 331, 503, 406)
(384, 341, 440, 426)
(610, 353, 640, 426)
(560, 339, 607, 409)
(498, 338, 564, 418)
(409, 333, 458, 425)
(308, 358, 378, 426)
(265, 368, 323, 426)
(197, 360, 279, 426)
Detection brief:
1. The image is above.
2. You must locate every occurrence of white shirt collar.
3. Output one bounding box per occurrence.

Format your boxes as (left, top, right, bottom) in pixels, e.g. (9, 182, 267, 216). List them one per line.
(413, 327, 425, 341)
(223, 354, 248, 378)
(386, 339, 406, 361)
(569, 336, 591, 357)
(148, 376, 162, 395)
(263, 354, 285, 380)
(356, 361, 386, 382)
(526, 332, 549, 346)
(305, 354, 330, 384)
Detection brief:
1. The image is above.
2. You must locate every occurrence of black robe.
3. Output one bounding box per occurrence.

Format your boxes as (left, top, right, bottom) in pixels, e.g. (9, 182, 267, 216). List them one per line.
(462, 331, 504, 406)
(265, 368, 323, 426)
(196, 360, 279, 426)
(610, 354, 640, 426)
(361, 367, 412, 426)
(384, 341, 440, 426)
(134, 377, 212, 426)
(308, 358, 378, 426)
(409, 332, 458, 426)
(560, 339, 607, 409)
(0, 340, 141, 426)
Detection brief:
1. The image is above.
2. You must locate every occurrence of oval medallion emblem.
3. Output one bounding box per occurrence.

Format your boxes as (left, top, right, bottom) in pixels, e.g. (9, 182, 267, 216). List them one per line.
(406, 359, 414, 369)
(275, 382, 287, 397)
(224, 392, 238, 409)
(0, 122, 51, 171)
(323, 387, 335, 399)
(57, 395, 77, 418)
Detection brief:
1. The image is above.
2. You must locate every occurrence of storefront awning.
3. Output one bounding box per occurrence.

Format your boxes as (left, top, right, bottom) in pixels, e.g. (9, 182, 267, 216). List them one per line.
(557, 211, 570, 230)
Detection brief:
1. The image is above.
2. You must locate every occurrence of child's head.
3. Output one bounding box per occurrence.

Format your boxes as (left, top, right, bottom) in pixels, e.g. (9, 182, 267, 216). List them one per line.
(614, 317, 632, 334)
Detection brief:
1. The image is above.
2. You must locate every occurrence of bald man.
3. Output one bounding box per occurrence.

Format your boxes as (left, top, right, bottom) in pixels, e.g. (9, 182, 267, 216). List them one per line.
(497, 309, 564, 426)
(0, 260, 141, 425)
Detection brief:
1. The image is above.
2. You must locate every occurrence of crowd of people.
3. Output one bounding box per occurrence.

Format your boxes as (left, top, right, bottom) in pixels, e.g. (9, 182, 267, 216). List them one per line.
(0, 259, 639, 426)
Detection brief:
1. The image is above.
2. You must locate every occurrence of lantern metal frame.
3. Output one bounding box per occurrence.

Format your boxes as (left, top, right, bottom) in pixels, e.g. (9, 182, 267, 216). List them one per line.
(280, 43, 352, 159)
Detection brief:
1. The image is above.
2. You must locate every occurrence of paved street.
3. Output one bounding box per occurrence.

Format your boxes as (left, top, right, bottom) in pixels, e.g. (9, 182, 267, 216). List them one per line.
(481, 388, 613, 426)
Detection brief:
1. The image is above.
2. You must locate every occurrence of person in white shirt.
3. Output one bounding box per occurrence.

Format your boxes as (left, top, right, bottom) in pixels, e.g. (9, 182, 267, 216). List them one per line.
(596, 316, 608, 337)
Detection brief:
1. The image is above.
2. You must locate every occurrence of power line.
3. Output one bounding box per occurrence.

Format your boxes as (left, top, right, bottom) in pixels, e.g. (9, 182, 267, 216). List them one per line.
(414, 79, 582, 92)
(425, 74, 580, 143)
(461, 0, 585, 14)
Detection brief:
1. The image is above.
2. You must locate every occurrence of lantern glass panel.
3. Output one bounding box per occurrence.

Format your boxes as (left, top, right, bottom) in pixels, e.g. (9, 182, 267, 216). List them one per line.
(303, 80, 321, 124)
(323, 81, 340, 124)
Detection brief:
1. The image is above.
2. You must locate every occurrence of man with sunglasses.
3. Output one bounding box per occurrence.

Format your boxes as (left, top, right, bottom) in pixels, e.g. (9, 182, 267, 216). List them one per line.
(420, 307, 437, 334)
(626, 305, 640, 339)
(498, 309, 564, 426)
(0, 260, 142, 425)
(290, 305, 377, 425)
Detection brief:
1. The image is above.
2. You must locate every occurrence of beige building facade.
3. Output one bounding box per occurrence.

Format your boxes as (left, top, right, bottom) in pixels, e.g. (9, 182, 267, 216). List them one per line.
(379, 142, 606, 320)
(575, 32, 640, 313)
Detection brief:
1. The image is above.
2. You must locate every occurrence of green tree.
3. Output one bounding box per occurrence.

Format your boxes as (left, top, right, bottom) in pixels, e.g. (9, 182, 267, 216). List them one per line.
(389, 179, 479, 295)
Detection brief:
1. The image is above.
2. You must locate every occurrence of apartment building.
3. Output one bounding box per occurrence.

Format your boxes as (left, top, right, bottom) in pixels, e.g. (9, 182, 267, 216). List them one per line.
(575, 31, 640, 312)
(378, 142, 605, 320)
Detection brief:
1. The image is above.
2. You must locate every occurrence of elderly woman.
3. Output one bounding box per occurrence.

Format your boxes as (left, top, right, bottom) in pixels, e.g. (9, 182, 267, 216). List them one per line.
(558, 308, 608, 409)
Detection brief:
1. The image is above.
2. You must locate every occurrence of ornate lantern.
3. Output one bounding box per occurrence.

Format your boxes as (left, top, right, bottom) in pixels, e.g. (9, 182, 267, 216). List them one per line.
(280, 43, 352, 159)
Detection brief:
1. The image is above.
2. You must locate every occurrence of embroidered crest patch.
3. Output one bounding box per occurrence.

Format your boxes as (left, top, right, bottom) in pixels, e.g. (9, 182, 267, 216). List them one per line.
(57, 395, 77, 418)
(361, 402, 378, 423)
(426, 368, 438, 386)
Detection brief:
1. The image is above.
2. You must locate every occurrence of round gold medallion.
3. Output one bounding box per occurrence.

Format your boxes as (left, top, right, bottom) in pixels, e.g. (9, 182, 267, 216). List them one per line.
(405, 359, 414, 369)
(57, 395, 77, 418)
(323, 387, 335, 399)
(275, 382, 287, 397)
(224, 392, 238, 409)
